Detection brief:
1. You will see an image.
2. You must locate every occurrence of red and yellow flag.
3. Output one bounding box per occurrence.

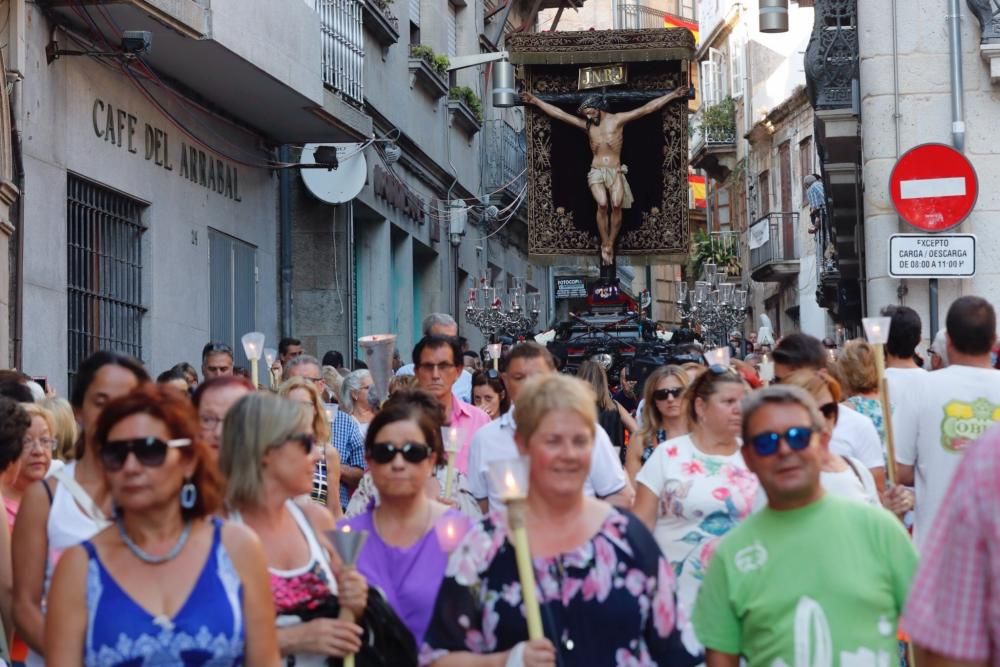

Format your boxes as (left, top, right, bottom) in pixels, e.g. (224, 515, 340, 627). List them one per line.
(664, 15, 699, 45)
(689, 174, 707, 209)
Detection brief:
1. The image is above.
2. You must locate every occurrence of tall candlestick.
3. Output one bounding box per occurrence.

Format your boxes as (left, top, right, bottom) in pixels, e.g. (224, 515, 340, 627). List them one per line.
(759, 354, 775, 383)
(443, 426, 459, 498)
(325, 525, 369, 667)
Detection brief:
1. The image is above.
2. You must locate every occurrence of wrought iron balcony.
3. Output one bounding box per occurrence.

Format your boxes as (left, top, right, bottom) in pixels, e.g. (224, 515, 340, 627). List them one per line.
(749, 212, 800, 282)
(616, 3, 670, 29)
(690, 107, 737, 181)
(482, 120, 526, 201)
(317, 0, 365, 106)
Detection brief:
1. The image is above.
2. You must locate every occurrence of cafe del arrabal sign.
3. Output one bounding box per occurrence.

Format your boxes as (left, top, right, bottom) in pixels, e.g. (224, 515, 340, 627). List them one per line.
(92, 98, 243, 202)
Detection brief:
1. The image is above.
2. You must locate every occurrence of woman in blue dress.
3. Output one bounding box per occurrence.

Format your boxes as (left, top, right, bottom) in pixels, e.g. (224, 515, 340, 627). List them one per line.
(421, 374, 694, 667)
(44, 383, 280, 666)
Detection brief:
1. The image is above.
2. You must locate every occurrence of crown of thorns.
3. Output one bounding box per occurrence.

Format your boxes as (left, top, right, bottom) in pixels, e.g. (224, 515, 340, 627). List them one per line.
(577, 95, 610, 114)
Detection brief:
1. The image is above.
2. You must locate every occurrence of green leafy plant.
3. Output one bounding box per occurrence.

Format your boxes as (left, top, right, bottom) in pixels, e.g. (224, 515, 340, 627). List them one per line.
(701, 96, 736, 136)
(409, 45, 450, 76)
(690, 229, 742, 278)
(449, 86, 483, 123)
(432, 54, 450, 75)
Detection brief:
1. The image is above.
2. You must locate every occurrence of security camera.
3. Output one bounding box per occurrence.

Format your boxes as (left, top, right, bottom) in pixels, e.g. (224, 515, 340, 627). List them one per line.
(121, 31, 152, 55)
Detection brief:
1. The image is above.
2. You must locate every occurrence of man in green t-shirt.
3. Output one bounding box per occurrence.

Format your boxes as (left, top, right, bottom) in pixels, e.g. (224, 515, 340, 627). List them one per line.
(692, 385, 917, 667)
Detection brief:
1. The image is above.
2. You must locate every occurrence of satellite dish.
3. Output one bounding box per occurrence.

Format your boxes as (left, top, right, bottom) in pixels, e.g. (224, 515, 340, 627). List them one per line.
(300, 143, 367, 204)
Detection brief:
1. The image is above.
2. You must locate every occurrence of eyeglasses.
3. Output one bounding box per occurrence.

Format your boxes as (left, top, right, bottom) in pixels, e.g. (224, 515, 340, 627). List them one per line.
(819, 402, 839, 420)
(369, 441, 432, 464)
(747, 427, 814, 457)
(100, 437, 192, 471)
(416, 362, 457, 374)
(653, 387, 684, 401)
(304, 376, 324, 384)
(23, 436, 57, 452)
(199, 414, 223, 429)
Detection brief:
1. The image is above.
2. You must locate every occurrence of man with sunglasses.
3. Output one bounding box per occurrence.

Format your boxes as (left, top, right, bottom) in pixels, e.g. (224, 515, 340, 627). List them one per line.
(412, 335, 491, 475)
(692, 385, 917, 667)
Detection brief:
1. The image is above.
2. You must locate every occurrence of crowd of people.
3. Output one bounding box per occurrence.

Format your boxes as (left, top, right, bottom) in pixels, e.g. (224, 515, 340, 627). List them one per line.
(0, 300, 996, 666)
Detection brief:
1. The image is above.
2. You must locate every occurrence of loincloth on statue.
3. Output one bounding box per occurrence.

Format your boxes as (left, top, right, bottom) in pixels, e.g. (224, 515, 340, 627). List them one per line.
(587, 165, 635, 209)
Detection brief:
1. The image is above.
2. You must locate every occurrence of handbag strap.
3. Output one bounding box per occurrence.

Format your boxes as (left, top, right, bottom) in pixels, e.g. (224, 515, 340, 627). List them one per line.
(52, 466, 109, 526)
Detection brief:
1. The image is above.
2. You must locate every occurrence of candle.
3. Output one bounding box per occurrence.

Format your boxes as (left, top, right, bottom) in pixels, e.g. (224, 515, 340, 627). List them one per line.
(759, 354, 775, 383)
(443, 426, 459, 499)
(325, 524, 368, 667)
(433, 514, 470, 552)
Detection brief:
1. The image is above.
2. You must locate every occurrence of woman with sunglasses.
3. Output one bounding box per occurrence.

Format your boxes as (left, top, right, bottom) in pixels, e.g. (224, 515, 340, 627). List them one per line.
(422, 374, 690, 667)
(631, 365, 758, 660)
(13, 351, 148, 667)
(625, 365, 690, 482)
(337, 389, 465, 645)
(776, 370, 884, 508)
(344, 391, 481, 519)
(470, 369, 509, 419)
(44, 384, 280, 666)
(220, 393, 370, 665)
(277, 377, 342, 516)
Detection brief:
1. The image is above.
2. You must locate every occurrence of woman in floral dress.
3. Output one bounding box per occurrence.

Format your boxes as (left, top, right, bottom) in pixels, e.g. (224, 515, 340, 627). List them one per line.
(632, 365, 758, 660)
(421, 374, 693, 667)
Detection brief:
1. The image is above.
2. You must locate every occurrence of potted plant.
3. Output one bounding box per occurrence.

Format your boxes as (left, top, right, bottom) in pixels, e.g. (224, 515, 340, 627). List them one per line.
(408, 45, 449, 98)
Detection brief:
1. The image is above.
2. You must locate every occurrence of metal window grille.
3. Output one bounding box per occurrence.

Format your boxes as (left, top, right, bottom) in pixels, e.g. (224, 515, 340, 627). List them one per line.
(67, 174, 147, 391)
(410, 0, 420, 26)
(447, 4, 457, 57)
(317, 0, 365, 105)
(208, 229, 258, 370)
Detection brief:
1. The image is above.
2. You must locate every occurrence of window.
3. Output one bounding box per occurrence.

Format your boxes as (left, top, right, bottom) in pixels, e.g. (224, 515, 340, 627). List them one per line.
(409, 0, 420, 29)
(700, 48, 727, 106)
(729, 33, 745, 98)
(758, 170, 771, 216)
(208, 229, 258, 370)
(712, 184, 731, 230)
(447, 3, 457, 57)
(799, 136, 814, 184)
(67, 175, 147, 390)
(680, 0, 695, 20)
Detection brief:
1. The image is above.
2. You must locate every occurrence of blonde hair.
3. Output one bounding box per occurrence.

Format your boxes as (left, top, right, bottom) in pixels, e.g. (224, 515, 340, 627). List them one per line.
(389, 374, 419, 395)
(836, 340, 879, 395)
(21, 403, 57, 440)
(220, 393, 311, 508)
(576, 361, 614, 411)
(637, 365, 689, 445)
(277, 376, 331, 444)
(322, 365, 343, 402)
(514, 374, 597, 443)
(39, 397, 77, 461)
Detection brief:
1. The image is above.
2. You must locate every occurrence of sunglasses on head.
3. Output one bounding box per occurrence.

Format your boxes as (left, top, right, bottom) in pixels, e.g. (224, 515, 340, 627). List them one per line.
(653, 387, 684, 401)
(747, 426, 814, 457)
(369, 441, 432, 465)
(100, 437, 192, 472)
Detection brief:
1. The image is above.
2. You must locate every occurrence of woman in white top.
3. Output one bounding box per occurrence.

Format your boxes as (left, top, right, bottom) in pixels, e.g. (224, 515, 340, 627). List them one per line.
(12, 351, 147, 666)
(625, 365, 690, 482)
(632, 365, 759, 659)
(219, 392, 369, 665)
(341, 370, 376, 438)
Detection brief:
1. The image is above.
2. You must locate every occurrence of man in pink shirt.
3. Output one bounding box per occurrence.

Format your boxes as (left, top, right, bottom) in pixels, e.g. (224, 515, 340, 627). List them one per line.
(904, 425, 1000, 667)
(413, 334, 491, 474)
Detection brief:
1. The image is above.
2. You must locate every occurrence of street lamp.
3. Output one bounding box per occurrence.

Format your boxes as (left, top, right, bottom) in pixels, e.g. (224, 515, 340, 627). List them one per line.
(862, 316, 898, 485)
(759, 0, 789, 33)
(446, 51, 517, 108)
(241, 332, 266, 389)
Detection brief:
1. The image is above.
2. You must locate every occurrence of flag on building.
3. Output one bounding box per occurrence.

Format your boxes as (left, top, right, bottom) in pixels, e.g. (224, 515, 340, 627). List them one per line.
(664, 15, 699, 45)
(689, 174, 707, 209)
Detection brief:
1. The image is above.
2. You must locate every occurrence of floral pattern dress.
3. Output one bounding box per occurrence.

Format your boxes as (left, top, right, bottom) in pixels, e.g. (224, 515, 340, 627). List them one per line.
(420, 508, 695, 667)
(635, 434, 758, 658)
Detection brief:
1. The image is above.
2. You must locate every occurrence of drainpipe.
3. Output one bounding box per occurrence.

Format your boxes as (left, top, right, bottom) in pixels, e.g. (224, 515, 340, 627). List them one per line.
(947, 0, 966, 152)
(279, 145, 293, 338)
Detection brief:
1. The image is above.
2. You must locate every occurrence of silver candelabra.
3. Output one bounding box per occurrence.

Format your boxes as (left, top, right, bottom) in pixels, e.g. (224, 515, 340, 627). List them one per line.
(675, 263, 750, 348)
(465, 275, 541, 338)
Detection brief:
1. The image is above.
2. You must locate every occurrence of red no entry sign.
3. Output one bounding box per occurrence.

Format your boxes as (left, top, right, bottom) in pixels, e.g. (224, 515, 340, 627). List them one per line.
(889, 143, 978, 232)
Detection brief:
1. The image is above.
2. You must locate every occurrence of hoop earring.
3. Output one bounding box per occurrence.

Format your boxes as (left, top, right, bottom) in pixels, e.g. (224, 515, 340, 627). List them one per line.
(180, 479, 197, 510)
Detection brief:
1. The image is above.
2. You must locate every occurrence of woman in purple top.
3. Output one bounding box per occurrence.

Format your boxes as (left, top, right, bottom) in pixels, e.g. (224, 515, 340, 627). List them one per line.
(338, 389, 464, 644)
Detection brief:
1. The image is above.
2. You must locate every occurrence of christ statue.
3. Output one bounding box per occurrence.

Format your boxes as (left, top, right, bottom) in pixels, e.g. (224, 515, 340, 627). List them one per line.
(521, 86, 689, 265)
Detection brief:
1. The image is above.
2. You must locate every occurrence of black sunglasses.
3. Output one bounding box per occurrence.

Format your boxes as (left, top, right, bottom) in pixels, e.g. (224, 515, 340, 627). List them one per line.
(819, 402, 839, 420)
(281, 433, 316, 455)
(101, 437, 191, 471)
(653, 387, 684, 401)
(748, 427, 814, 457)
(370, 441, 432, 464)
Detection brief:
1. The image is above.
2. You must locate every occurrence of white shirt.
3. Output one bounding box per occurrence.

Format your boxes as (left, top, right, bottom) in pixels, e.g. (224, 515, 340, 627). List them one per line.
(830, 404, 885, 470)
(396, 364, 472, 403)
(466, 408, 628, 512)
(894, 364, 1000, 549)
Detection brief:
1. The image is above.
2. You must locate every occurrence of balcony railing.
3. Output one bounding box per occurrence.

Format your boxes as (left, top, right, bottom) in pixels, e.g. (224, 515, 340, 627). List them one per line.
(616, 3, 668, 29)
(482, 120, 526, 198)
(317, 0, 365, 106)
(690, 108, 737, 155)
(749, 212, 799, 275)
